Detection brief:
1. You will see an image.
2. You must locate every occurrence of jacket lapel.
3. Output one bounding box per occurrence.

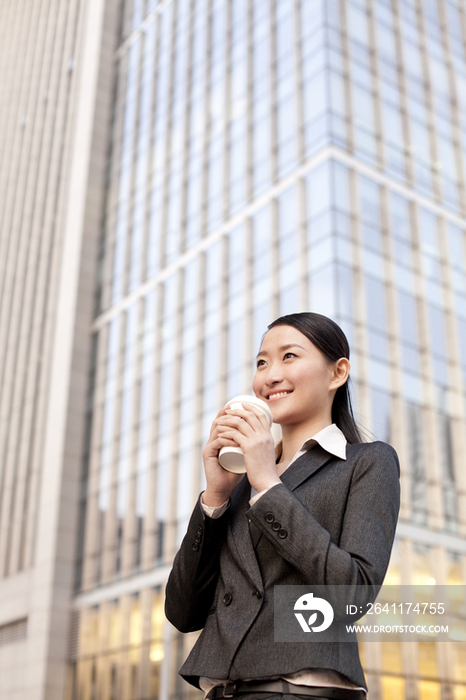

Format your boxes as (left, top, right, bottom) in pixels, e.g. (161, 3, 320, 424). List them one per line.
(229, 476, 263, 589)
(228, 446, 335, 588)
(279, 443, 334, 491)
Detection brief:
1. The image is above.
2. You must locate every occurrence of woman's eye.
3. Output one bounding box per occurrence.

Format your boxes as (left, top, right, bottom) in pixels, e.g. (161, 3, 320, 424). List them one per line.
(256, 359, 266, 367)
(283, 352, 296, 360)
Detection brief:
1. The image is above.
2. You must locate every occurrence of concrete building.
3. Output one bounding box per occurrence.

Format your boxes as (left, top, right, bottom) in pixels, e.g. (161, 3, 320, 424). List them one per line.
(1, 0, 466, 699)
(0, 0, 119, 698)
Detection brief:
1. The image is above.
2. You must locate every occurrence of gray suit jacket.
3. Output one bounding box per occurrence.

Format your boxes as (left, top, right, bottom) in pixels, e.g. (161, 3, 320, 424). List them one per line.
(165, 440, 400, 690)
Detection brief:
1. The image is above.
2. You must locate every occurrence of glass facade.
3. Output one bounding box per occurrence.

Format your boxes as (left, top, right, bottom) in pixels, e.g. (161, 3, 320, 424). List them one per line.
(71, 0, 466, 699)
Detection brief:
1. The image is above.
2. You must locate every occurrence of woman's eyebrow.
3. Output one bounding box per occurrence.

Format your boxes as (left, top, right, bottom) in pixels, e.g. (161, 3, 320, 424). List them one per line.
(256, 343, 306, 358)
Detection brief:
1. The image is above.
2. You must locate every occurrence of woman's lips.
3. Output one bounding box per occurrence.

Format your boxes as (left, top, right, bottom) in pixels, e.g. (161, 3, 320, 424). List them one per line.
(267, 391, 292, 401)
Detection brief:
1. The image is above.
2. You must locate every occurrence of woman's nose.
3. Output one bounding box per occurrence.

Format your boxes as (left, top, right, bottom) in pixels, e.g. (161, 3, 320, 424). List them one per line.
(264, 363, 284, 385)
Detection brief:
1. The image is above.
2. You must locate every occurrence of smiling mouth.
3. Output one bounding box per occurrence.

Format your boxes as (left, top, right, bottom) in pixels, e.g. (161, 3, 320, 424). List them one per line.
(267, 391, 292, 401)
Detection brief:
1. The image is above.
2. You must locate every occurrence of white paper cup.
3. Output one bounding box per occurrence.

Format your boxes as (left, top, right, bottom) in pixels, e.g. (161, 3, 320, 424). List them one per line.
(218, 395, 273, 473)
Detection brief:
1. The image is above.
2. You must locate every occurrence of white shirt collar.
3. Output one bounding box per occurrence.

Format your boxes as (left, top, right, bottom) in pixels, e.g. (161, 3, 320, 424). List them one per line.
(301, 423, 347, 460)
(275, 423, 347, 464)
(250, 424, 347, 504)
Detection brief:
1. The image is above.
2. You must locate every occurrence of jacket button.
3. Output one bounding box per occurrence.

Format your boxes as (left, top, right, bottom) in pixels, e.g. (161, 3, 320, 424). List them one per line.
(194, 533, 202, 543)
(223, 593, 233, 606)
(196, 526, 203, 536)
(192, 542, 200, 551)
(278, 529, 288, 539)
(253, 590, 262, 599)
(271, 521, 281, 531)
(265, 513, 274, 523)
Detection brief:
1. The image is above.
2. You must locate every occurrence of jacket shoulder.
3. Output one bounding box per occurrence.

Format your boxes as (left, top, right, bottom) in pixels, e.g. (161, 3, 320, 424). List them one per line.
(346, 440, 400, 475)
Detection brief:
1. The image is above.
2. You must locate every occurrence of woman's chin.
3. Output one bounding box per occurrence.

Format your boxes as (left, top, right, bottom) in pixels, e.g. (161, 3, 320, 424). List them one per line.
(270, 409, 293, 425)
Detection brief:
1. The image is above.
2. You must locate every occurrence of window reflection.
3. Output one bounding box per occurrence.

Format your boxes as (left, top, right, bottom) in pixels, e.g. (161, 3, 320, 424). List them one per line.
(406, 402, 428, 525)
(227, 226, 245, 395)
(438, 412, 458, 532)
(310, 264, 336, 317)
(72, 589, 165, 700)
(275, 2, 297, 175)
(336, 264, 352, 319)
(365, 276, 386, 333)
(153, 275, 178, 554)
(204, 242, 222, 392)
(253, 207, 272, 349)
(252, 1, 271, 195)
(371, 388, 391, 442)
(99, 317, 122, 538)
(278, 187, 298, 312)
(306, 161, 332, 220)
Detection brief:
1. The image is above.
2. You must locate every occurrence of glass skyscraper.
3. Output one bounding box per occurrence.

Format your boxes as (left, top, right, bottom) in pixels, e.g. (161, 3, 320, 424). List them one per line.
(1, 0, 466, 698)
(72, 0, 466, 698)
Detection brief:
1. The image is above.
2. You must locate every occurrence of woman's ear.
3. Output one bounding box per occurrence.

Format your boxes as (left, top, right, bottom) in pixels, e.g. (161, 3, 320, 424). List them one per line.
(330, 358, 350, 389)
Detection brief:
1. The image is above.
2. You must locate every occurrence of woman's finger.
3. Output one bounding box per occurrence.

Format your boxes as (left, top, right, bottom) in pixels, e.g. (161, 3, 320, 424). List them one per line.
(242, 402, 271, 430)
(211, 435, 241, 448)
(224, 404, 270, 432)
(216, 429, 245, 447)
(217, 414, 255, 437)
(209, 408, 228, 437)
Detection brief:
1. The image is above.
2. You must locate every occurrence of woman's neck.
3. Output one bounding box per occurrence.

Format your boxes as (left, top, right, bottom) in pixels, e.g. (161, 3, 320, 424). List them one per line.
(278, 416, 333, 469)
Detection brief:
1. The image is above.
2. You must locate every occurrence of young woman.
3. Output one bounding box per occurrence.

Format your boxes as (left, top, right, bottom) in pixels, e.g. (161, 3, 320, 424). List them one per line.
(165, 312, 400, 700)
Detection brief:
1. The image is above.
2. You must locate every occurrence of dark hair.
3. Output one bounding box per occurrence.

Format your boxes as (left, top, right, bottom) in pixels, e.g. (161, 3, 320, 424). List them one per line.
(267, 312, 363, 444)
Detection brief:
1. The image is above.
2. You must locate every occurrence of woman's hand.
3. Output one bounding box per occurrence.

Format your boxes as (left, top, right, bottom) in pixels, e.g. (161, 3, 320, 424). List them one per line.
(216, 403, 279, 493)
(201, 408, 244, 506)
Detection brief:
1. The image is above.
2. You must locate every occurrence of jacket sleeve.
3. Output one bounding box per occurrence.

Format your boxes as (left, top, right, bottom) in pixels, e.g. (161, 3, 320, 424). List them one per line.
(165, 494, 230, 633)
(247, 441, 400, 588)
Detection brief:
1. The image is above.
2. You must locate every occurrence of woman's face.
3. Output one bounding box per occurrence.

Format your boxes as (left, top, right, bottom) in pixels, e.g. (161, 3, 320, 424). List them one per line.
(252, 324, 347, 428)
